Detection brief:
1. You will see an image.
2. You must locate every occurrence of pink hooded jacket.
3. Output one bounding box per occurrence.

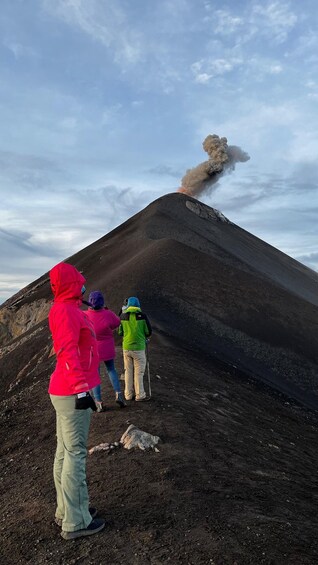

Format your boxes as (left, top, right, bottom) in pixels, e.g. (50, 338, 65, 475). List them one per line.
(85, 308, 120, 361)
(48, 263, 100, 396)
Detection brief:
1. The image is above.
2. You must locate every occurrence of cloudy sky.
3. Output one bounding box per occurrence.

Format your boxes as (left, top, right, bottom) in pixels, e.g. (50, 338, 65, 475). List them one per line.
(1, 0, 318, 303)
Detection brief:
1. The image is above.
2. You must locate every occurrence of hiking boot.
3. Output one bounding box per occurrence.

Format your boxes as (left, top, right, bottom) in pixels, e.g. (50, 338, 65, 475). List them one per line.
(116, 392, 127, 408)
(95, 401, 104, 412)
(61, 518, 105, 540)
(55, 507, 98, 527)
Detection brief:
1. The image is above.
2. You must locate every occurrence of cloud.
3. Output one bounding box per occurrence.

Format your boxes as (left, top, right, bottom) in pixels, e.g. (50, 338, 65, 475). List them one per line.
(0, 180, 161, 303)
(0, 227, 56, 258)
(1, 0, 317, 302)
(205, 163, 318, 274)
(0, 227, 58, 302)
(287, 132, 318, 163)
(2, 38, 38, 60)
(39, 0, 192, 94)
(295, 252, 318, 271)
(131, 100, 144, 108)
(0, 150, 62, 191)
(251, 2, 298, 44)
(147, 165, 182, 178)
(192, 96, 315, 170)
(43, 0, 143, 66)
(203, 2, 297, 46)
(190, 46, 284, 87)
(214, 10, 244, 35)
(306, 80, 318, 99)
(191, 57, 243, 83)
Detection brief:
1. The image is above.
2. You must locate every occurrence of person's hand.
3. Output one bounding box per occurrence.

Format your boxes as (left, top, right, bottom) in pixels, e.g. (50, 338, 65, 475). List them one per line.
(75, 392, 97, 411)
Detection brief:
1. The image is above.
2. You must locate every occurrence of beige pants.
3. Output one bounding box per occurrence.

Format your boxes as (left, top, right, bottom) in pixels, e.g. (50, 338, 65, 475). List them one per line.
(123, 349, 146, 400)
(50, 394, 92, 532)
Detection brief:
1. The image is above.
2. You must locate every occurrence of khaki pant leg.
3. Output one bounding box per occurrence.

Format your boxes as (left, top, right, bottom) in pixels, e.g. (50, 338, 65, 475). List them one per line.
(123, 350, 134, 399)
(53, 411, 65, 520)
(133, 350, 146, 400)
(50, 395, 92, 532)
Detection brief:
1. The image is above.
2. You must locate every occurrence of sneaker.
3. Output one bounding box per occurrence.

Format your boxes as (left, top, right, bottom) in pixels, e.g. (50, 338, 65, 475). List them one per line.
(135, 396, 151, 402)
(116, 392, 127, 408)
(95, 401, 104, 413)
(61, 518, 105, 540)
(55, 507, 98, 527)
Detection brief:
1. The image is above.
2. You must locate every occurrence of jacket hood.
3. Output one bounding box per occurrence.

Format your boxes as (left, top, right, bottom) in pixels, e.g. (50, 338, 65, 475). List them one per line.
(127, 296, 140, 308)
(89, 291, 104, 310)
(50, 262, 85, 302)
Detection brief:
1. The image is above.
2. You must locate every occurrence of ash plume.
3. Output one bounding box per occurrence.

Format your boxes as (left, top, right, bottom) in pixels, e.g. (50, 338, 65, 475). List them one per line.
(178, 134, 250, 198)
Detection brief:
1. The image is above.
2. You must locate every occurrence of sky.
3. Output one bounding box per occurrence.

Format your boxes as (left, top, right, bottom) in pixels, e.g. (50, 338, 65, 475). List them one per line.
(1, 0, 318, 303)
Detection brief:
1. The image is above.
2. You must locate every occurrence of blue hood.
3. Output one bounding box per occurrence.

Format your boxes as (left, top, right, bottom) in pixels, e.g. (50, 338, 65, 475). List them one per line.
(127, 296, 140, 308)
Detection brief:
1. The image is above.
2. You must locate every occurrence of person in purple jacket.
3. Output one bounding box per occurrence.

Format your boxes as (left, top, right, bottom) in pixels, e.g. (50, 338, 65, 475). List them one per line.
(85, 291, 126, 411)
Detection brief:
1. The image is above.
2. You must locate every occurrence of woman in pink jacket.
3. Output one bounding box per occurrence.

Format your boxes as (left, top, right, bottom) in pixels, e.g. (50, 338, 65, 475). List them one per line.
(48, 262, 105, 540)
(86, 290, 126, 410)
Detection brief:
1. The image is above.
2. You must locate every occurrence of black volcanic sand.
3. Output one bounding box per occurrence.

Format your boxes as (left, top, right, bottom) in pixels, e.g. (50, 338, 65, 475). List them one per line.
(1, 335, 318, 565)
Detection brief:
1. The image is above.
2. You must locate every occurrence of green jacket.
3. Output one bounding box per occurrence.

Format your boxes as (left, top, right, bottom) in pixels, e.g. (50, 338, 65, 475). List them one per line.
(118, 306, 152, 351)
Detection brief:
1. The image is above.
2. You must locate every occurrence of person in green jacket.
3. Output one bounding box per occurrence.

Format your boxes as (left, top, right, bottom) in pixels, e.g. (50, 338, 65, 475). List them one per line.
(118, 296, 152, 401)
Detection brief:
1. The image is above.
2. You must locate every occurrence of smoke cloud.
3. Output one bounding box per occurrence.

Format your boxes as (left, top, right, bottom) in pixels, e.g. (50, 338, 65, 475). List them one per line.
(178, 134, 250, 198)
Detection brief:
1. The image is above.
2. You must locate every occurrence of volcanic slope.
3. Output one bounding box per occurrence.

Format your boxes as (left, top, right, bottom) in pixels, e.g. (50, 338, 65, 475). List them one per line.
(1, 192, 318, 564)
(3, 192, 318, 408)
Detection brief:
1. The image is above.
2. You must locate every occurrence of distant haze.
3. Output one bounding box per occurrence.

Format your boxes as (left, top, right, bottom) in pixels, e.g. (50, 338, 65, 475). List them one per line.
(178, 134, 250, 198)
